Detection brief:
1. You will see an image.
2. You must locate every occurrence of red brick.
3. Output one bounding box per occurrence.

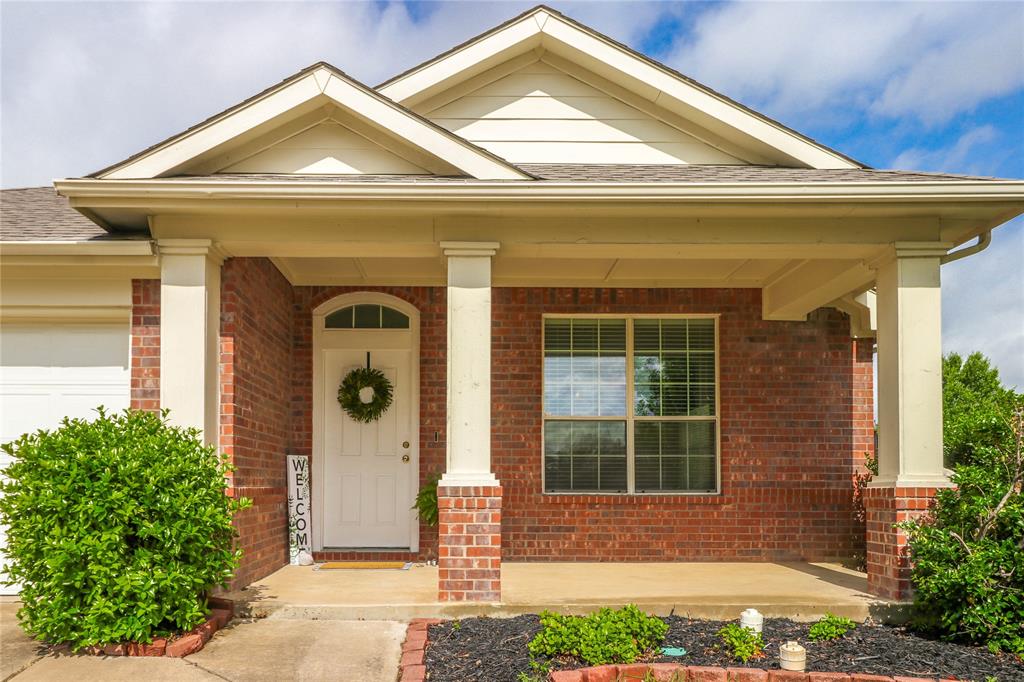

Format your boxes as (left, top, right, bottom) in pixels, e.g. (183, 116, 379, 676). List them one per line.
(893, 678, 938, 682)
(729, 669, 769, 681)
(769, 673, 808, 682)
(211, 608, 232, 629)
(127, 638, 167, 657)
(618, 664, 654, 680)
(102, 643, 128, 656)
(400, 650, 424, 667)
(165, 633, 204, 658)
(549, 671, 585, 682)
(850, 676, 893, 682)
(401, 663, 426, 682)
(808, 674, 851, 682)
(584, 666, 621, 682)
(688, 667, 728, 682)
(649, 663, 687, 681)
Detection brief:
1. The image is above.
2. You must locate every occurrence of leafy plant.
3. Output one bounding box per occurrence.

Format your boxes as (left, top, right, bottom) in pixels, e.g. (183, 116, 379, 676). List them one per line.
(902, 356, 1024, 654)
(527, 605, 668, 666)
(943, 352, 1018, 468)
(0, 408, 251, 650)
(413, 473, 442, 526)
(716, 623, 764, 662)
(808, 613, 856, 641)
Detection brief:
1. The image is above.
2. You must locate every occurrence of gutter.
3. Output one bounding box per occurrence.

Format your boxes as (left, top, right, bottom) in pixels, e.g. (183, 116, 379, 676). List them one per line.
(940, 230, 992, 265)
(53, 178, 1024, 204)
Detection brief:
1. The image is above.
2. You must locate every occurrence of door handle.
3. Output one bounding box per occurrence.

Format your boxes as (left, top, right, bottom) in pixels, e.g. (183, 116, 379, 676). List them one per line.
(402, 454, 410, 463)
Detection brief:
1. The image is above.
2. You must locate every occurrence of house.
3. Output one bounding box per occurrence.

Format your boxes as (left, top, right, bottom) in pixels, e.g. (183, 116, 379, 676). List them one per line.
(2, 6, 1022, 603)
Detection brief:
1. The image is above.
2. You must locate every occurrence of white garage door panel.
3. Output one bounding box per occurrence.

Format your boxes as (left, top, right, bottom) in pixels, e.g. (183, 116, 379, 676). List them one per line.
(0, 323, 130, 595)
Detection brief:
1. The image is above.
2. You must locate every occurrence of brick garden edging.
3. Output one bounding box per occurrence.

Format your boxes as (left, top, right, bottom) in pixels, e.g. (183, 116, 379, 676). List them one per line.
(398, 621, 946, 682)
(547, 664, 947, 681)
(81, 600, 233, 658)
(399, 618, 442, 682)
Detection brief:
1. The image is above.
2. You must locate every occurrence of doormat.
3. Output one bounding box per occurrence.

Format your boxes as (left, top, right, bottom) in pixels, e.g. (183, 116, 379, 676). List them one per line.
(316, 561, 411, 570)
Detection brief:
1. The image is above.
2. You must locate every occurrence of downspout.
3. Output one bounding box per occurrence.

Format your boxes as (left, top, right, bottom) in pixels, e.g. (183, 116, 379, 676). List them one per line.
(940, 230, 992, 265)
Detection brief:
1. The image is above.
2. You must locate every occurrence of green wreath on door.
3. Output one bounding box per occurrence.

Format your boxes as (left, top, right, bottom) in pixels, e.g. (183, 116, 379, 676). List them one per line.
(337, 367, 394, 423)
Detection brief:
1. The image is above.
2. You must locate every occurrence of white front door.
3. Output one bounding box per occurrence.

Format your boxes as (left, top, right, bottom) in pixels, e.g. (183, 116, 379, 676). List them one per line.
(321, 342, 413, 547)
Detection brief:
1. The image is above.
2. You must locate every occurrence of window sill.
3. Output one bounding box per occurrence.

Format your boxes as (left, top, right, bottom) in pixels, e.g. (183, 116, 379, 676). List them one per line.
(541, 490, 726, 504)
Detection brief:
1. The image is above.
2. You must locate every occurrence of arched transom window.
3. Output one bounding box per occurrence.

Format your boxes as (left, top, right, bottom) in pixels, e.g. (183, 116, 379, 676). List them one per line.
(324, 304, 410, 329)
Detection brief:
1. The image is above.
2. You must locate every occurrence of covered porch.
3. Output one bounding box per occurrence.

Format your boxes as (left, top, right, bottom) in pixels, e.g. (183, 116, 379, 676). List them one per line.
(56, 175, 1021, 605)
(224, 561, 888, 622)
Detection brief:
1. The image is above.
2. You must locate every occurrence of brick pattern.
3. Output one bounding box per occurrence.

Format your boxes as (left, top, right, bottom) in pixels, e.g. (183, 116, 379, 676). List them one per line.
(438, 486, 502, 601)
(492, 288, 874, 563)
(81, 608, 232, 658)
(220, 257, 295, 588)
(546, 666, 941, 681)
(863, 486, 939, 600)
(292, 285, 447, 561)
(398, 619, 441, 682)
(130, 279, 160, 411)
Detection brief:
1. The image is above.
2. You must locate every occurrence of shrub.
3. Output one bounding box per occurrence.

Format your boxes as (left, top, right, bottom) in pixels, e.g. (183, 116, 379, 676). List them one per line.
(0, 409, 250, 649)
(902, 368, 1024, 654)
(527, 605, 668, 666)
(716, 622, 764, 662)
(807, 613, 856, 641)
(943, 352, 1018, 468)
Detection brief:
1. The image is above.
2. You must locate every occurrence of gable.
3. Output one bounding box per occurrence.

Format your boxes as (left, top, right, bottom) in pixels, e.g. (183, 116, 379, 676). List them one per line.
(92, 63, 530, 181)
(424, 60, 744, 165)
(221, 121, 429, 175)
(379, 6, 863, 170)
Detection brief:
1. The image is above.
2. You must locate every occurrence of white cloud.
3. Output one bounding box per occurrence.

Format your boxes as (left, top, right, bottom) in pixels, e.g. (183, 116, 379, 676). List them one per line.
(667, 2, 1024, 125)
(942, 218, 1024, 390)
(0, 1, 671, 188)
(890, 125, 998, 175)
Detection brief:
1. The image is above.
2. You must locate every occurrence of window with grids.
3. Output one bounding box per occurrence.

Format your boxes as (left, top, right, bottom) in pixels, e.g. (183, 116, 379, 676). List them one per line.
(543, 317, 718, 494)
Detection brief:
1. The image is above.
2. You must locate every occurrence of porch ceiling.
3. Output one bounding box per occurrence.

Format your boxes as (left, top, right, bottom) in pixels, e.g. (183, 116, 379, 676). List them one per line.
(271, 253, 799, 288)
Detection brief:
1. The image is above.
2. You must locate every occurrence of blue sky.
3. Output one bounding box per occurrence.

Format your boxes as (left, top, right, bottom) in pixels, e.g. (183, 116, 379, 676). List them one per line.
(2, 1, 1021, 385)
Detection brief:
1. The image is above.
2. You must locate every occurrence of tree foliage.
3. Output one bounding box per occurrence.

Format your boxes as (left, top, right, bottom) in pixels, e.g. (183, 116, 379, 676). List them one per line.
(904, 354, 1023, 654)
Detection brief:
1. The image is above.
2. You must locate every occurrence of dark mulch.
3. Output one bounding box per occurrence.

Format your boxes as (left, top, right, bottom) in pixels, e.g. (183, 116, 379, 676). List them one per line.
(425, 615, 1024, 682)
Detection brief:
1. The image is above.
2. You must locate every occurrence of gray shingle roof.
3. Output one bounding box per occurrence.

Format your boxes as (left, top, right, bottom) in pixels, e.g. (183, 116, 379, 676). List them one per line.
(0, 187, 116, 241)
(517, 164, 1008, 183)
(164, 165, 1010, 184)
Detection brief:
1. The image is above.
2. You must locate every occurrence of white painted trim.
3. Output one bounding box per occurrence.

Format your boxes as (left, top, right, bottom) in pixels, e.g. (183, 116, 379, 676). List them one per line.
(56, 177, 1024, 203)
(311, 292, 421, 553)
(0, 305, 131, 322)
(0, 241, 154, 256)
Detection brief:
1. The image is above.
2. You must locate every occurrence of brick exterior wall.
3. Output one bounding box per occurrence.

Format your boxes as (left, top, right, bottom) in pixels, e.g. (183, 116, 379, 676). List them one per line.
(130, 279, 161, 411)
(437, 486, 502, 601)
(292, 285, 447, 562)
(220, 258, 295, 588)
(863, 486, 938, 601)
(492, 288, 874, 563)
(137, 266, 879, 590)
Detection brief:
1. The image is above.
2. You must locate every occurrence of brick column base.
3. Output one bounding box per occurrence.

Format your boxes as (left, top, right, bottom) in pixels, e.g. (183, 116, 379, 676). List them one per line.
(437, 485, 502, 602)
(863, 486, 940, 601)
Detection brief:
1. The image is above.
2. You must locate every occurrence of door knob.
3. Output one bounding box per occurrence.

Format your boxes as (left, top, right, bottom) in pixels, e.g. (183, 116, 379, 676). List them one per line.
(402, 454, 410, 463)
(402, 441, 410, 449)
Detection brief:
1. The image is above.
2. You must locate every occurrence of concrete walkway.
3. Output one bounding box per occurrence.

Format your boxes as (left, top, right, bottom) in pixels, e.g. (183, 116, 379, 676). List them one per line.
(1, 601, 404, 682)
(226, 561, 894, 622)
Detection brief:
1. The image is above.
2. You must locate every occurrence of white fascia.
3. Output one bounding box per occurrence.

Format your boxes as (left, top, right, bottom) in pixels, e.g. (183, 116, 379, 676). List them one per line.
(53, 178, 1024, 203)
(0, 241, 155, 256)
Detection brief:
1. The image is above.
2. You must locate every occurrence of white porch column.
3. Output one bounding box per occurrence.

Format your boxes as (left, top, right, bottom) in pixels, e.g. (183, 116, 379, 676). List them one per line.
(872, 243, 950, 488)
(158, 239, 223, 444)
(440, 241, 500, 486)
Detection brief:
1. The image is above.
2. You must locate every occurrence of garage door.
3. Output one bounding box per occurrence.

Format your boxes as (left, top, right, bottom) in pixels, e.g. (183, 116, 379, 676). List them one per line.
(0, 323, 130, 595)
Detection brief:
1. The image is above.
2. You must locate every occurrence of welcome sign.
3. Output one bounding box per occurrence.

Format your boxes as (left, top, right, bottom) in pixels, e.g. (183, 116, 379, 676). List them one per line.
(287, 454, 312, 565)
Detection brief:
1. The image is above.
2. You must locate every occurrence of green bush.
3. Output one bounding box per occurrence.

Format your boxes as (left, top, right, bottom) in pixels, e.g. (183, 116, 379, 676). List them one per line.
(902, 357, 1024, 654)
(807, 613, 856, 641)
(716, 622, 764, 662)
(412, 472, 441, 527)
(0, 409, 250, 649)
(943, 352, 1018, 468)
(527, 605, 668, 665)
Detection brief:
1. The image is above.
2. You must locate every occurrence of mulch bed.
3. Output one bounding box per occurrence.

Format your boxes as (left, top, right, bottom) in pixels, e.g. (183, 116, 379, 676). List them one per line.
(424, 615, 1024, 682)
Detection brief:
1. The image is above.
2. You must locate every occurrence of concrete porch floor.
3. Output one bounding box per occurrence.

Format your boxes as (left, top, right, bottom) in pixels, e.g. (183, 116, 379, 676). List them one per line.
(224, 562, 900, 623)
